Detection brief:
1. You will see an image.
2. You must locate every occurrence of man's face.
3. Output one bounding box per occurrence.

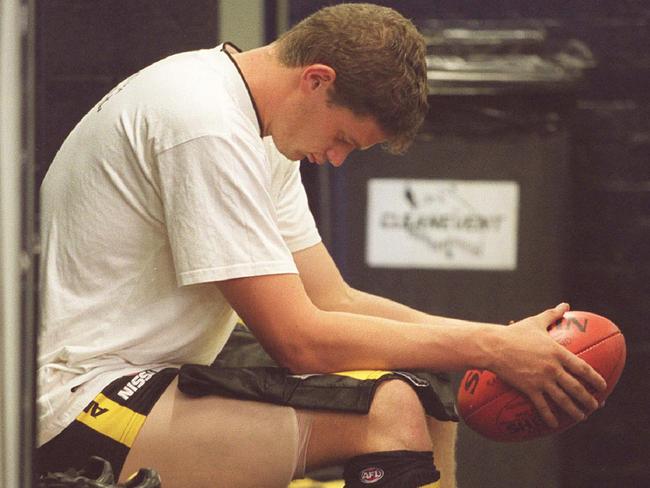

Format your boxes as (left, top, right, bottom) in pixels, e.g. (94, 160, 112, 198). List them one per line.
(272, 75, 388, 166)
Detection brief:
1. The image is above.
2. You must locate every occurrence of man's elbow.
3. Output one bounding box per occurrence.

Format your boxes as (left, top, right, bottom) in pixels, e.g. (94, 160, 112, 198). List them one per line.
(314, 282, 358, 313)
(271, 333, 331, 374)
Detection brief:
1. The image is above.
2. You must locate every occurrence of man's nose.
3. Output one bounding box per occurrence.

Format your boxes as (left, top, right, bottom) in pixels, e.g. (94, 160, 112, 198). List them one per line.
(326, 146, 353, 167)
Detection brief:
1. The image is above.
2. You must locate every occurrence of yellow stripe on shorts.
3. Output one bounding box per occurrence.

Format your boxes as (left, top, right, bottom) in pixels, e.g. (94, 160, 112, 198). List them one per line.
(333, 370, 392, 381)
(289, 480, 344, 487)
(75, 393, 146, 448)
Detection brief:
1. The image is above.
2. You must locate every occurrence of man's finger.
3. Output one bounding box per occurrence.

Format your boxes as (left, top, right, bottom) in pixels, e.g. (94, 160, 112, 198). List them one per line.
(528, 392, 559, 429)
(535, 303, 570, 330)
(562, 352, 607, 393)
(547, 382, 587, 422)
(556, 370, 599, 413)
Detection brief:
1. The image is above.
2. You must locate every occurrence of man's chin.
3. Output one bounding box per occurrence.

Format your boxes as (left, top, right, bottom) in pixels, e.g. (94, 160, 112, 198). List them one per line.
(285, 150, 306, 162)
(273, 143, 302, 162)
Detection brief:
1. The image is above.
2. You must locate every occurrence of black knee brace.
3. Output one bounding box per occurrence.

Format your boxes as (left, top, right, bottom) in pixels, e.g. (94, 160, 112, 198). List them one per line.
(343, 450, 440, 487)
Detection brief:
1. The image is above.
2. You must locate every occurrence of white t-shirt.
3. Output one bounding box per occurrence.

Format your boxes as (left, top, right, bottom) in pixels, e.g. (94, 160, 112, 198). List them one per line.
(37, 44, 321, 446)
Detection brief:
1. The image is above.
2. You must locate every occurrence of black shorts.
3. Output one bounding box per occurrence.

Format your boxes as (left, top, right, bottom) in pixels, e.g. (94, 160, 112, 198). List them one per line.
(37, 368, 179, 478)
(179, 325, 459, 421)
(37, 325, 458, 479)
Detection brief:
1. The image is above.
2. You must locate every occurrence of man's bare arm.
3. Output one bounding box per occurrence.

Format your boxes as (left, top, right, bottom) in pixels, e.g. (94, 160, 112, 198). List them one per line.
(292, 243, 486, 327)
(289, 242, 606, 427)
(216, 272, 499, 374)
(215, 266, 605, 429)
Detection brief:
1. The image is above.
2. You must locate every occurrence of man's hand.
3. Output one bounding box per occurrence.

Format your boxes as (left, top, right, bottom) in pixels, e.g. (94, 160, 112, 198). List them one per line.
(489, 303, 607, 429)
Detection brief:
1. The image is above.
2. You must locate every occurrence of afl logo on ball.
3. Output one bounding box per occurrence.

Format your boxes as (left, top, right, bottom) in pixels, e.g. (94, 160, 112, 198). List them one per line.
(360, 467, 384, 484)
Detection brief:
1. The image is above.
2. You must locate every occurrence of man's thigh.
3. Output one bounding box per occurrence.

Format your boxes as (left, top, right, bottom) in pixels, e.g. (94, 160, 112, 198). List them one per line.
(120, 377, 305, 488)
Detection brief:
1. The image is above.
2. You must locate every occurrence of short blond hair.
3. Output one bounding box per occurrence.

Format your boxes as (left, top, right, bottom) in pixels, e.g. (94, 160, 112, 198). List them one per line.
(276, 3, 428, 154)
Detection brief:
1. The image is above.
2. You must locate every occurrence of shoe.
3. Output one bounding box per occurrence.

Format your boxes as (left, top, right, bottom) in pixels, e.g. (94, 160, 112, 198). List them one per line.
(121, 468, 161, 488)
(37, 457, 160, 488)
(38, 456, 115, 487)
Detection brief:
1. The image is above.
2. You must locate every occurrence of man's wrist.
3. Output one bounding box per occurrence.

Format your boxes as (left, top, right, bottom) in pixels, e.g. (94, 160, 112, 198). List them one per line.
(467, 323, 505, 370)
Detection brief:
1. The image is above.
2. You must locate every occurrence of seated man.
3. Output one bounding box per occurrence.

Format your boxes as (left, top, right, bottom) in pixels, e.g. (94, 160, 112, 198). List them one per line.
(36, 4, 605, 488)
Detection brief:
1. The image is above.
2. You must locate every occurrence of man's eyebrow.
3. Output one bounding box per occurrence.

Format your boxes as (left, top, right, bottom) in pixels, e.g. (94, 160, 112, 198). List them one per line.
(348, 135, 362, 149)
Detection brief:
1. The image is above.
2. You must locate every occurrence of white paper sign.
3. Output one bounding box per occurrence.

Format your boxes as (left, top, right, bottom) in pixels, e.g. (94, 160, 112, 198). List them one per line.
(366, 179, 519, 270)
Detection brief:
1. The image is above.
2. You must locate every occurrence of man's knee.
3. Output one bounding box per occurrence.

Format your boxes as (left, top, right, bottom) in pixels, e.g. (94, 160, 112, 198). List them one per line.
(366, 379, 432, 452)
(341, 381, 443, 488)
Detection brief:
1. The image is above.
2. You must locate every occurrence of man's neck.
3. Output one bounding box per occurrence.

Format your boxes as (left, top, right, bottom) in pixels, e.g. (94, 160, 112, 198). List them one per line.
(231, 45, 300, 138)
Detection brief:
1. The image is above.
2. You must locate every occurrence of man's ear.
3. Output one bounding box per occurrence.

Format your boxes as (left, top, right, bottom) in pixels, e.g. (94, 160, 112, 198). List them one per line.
(300, 64, 336, 93)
